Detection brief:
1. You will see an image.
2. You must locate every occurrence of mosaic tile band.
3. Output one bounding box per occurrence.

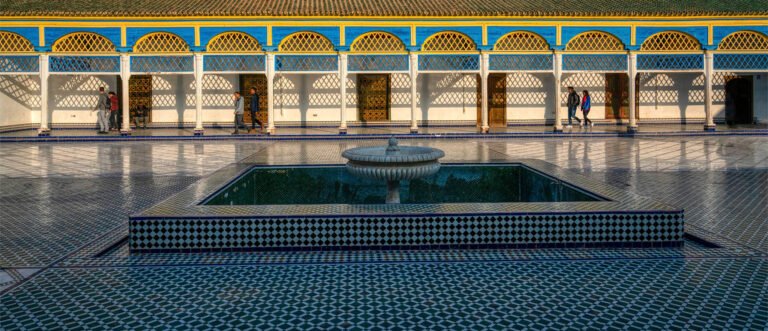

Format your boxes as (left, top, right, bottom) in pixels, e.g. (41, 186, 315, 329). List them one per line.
(129, 212, 684, 252)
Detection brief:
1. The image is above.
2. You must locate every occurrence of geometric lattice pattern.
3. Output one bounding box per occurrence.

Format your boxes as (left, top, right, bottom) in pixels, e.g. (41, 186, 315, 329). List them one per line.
(494, 31, 550, 51)
(718, 31, 768, 51)
(203, 55, 266, 72)
(275, 55, 338, 71)
(49, 56, 121, 73)
(714, 54, 768, 71)
(565, 31, 625, 51)
(418, 54, 479, 71)
(0, 55, 38, 72)
(130, 56, 194, 73)
(421, 32, 476, 52)
(489, 54, 553, 71)
(562, 54, 627, 71)
(129, 210, 684, 251)
(349, 32, 406, 53)
(347, 55, 408, 72)
(133, 33, 189, 53)
(0, 31, 35, 52)
(51, 32, 116, 53)
(636, 54, 703, 71)
(206, 32, 262, 53)
(278, 32, 335, 53)
(640, 31, 701, 52)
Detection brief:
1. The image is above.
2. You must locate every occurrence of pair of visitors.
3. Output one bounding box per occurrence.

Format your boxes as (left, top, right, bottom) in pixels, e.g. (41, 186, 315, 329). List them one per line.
(566, 87, 594, 128)
(92, 87, 110, 134)
(108, 92, 119, 131)
(133, 104, 149, 129)
(233, 89, 264, 134)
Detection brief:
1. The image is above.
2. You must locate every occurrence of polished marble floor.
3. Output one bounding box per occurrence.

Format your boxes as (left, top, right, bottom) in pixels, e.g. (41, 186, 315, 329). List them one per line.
(0, 136, 766, 329)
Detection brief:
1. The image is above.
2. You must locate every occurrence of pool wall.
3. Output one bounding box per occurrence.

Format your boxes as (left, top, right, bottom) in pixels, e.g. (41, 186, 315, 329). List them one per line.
(129, 160, 684, 252)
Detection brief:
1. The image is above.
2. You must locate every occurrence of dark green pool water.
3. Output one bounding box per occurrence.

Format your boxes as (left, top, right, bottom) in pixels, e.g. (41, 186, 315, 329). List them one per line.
(204, 164, 603, 205)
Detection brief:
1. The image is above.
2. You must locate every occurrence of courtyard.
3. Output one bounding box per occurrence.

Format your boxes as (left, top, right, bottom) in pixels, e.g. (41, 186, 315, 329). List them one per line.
(0, 135, 766, 329)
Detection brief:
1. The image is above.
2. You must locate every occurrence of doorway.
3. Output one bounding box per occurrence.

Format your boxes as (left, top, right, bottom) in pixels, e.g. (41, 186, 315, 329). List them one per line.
(240, 74, 269, 126)
(125, 75, 153, 125)
(725, 76, 753, 124)
(604, 73, 629, 120)
(357, 74, 390, 122)
(487, 73, 507, 128)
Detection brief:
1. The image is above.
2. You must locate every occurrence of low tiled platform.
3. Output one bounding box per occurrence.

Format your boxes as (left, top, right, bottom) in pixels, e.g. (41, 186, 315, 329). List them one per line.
(130, 160, 683, 252)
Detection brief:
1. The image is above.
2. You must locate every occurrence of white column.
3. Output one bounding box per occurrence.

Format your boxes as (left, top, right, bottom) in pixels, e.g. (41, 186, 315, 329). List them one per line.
(409, 52, 419, 133)
(553, 51, 563, 132)
(193, 53, 204, 135)
(480, 52, 490, 133)
(38, 54, 50, 135)
(120, 53, 131, 135)
(704, 50, 716, 131)
(628, 51, 638, 132)
(266, 53, 276, 135)
(338, 53, 348, 134)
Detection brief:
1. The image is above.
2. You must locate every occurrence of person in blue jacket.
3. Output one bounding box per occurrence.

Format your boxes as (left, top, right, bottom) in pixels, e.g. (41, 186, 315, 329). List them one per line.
(581, 90, 593, 127)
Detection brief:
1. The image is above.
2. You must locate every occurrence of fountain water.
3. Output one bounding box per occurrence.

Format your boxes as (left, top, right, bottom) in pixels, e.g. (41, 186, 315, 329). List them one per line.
(342, 137, 445, 203)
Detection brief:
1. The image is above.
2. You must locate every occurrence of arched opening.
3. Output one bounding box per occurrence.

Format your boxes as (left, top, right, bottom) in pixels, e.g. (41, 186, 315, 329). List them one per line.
(0, 31, 35, 52)
(206, 32, 262, 53)
(52, 32, 116, 53)
(565, 31, 624, 52)
(718, 31, 768, 51)
(493, 31, 550, 51)
(278, 32, 335, 53)
(421, 31, 476, 52)
(640, 31, 701, 52)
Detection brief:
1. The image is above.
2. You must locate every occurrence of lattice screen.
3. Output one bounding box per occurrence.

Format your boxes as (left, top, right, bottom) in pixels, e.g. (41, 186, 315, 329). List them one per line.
(718, 31, 768, 51)
(494, 31, 550, 51)
(133, 33, 189, 53)
(206, 32, 262, 53)
(0, 31, 35, 52)
(421, 32, 476, 52)
(350, 32, 405, 53)
(52, 32, 116, 53)
(278, 32, 335, 53)
(640, 32, 701, 52)
(565, 32, 624, 51)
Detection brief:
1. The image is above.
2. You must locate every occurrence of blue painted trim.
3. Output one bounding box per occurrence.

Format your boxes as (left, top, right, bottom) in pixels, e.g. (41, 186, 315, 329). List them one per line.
(49, 55, 121, 73)
(274, 54, 338, 72)
(126, 27, 195, 48)
(272, 26, 340, 47)
(636, 54, 703, 71)
(345, 26, 411, 48)
(199, 26, 268, 49)
(562, 27, 630, 49)
(713, 26, 768, 46)
(489, 54, 553, 71)
(0, 55, 39, 72)
(348, 54, 409, 72)
(636, 26, 707, 48)
(0, 27, 39, 47)
(487, 26, 556, 49)
(416, 26, 482, 48)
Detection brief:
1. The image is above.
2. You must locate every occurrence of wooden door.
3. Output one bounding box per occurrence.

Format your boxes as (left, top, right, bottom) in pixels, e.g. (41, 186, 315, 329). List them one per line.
(604, 73, 629, 120)
(357, 74, 390, 121)
(240, 74, 269, 125)
(129, 75, 153, 121)
(488, 73, 507, 127)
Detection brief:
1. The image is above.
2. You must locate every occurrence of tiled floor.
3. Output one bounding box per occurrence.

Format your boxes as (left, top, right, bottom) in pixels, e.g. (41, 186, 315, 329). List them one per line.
(0, 136, 766, 329)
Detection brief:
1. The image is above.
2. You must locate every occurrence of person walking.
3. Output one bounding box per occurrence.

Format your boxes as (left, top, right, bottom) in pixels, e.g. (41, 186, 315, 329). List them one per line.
(91, 87, 110, 134)
(108, 91, 120, 131)
(566, 87, 581, 128)
(232, 91, 245, 134)
(133, 104, 149, 129)
(248, 87, 264, 134)
(581, 90, 593, 127)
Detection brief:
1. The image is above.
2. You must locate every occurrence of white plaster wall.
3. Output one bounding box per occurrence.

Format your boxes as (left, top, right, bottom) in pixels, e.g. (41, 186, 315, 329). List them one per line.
(274, 74, 342, 123)
(48, 75, 117, 124)
(417, 73, 479, 122)
(505, 73, 554, 120)
(150, 75, 196, 124)
(637, 73, 705, 120)
(390, 73, 412, 121)
(0, 74, 39, 127)
(200, 74, 239, 123)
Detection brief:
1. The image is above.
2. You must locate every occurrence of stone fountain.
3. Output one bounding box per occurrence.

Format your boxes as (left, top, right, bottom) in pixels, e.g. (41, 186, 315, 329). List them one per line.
(342, 137, 445, 204)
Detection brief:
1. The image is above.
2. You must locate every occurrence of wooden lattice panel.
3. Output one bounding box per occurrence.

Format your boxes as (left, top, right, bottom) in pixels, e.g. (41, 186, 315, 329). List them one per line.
(718, 31, 768, 51)
(52, 32, 115, 53)
(0, 31, 35, 52)
(207, 32, 262, 53)
(278, 32, 334, 53)
(350, 32, 405, 53)
(640, 32, 701, 52)
(134, 33, 189, 53)
(494, 31, 549, 51)
(422, 32, 476, 52)
(565, 32, 624, 51)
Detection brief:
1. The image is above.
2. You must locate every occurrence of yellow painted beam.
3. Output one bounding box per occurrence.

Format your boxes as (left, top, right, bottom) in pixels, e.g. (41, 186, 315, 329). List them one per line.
(194, 25, 200, 46)
(556, 24, 561, 46)
(120, 25, 127, 47)
(410, 24, 416, 46)
(708, 24, 714, 45)
(630, 25, 636, 46)
(340, 25, 345, 46)
(482, 24, 487, 46)
(38, 26, 45, 46)
(267, 25, 272, 46)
